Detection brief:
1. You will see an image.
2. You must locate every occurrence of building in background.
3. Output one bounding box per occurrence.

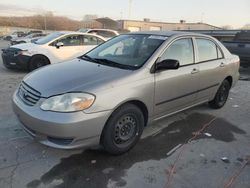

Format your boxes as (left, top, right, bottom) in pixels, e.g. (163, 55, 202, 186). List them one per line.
(81, 17, 222, 32)
(118, 19, 222, 32)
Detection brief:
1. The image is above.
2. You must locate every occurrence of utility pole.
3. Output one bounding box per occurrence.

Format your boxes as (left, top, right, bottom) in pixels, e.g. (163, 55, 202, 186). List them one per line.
(44, 15, 47, 32)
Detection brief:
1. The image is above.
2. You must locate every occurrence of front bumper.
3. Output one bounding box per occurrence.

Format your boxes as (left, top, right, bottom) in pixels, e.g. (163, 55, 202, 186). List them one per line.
(12, 91, 111, 149)
(1, 51, 30, 70)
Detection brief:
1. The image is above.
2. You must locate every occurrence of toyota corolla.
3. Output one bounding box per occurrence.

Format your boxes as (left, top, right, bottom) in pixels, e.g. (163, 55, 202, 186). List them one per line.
(12, 31, 239, 155)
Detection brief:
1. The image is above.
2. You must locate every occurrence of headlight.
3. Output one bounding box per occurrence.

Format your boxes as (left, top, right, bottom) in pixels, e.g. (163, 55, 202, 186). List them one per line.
(14, 49, 30, 57)
(40, 93, 95, 112)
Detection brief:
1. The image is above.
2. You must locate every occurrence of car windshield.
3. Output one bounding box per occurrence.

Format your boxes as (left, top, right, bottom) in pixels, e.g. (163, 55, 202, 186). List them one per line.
(82, 34, 166, 70)
(34, 32, 64, 45)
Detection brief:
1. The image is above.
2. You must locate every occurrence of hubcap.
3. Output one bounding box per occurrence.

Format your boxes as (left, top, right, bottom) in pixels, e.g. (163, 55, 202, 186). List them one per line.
(219, 84, 228, 104)
(114, 115, 137, 145)
(36, 62, 43, 68)
(35, 58, 46, 68)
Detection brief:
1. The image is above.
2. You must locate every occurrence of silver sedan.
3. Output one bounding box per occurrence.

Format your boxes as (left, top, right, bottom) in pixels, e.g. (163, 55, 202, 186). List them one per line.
(12, 31, 240, 155)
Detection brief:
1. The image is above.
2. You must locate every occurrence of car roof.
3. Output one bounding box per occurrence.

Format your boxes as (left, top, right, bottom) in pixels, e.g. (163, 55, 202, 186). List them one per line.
(58, 31, 90, 35)
(80, 28, 118, 32)
(127, 30, 208, 37)
(55, 31, 107, 40)
(88, 29, 118, 32)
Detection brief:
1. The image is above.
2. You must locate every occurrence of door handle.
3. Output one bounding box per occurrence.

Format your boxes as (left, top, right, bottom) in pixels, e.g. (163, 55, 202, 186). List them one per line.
(191, 68, 199, 74)
(220, 62, 225, 67)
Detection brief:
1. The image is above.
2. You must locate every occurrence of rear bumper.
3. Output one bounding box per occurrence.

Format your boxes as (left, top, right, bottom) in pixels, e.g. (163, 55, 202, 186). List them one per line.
(12, 91, 112, 149)
(1, 53, 30, 70)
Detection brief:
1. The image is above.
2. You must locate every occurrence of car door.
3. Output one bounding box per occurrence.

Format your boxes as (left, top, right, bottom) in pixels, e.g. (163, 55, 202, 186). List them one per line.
(48, 34, 84, 63)
(194, 38, 226, 102)
(154, 38, 199, 117)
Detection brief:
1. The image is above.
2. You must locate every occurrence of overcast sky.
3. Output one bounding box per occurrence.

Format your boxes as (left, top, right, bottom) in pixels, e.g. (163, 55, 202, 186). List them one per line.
(0, 0, 249, 28)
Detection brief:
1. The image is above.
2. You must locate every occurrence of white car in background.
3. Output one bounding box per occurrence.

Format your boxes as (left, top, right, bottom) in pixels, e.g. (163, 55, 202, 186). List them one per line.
(78, 28, 119, 39)
(11, 33, 47, 45)
(2, 31, 106, 71)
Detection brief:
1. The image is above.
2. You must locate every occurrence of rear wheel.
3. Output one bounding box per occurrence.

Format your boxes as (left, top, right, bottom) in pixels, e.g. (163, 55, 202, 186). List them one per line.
(209, 80, 231, 109)
(29, 55, 49, 71)
(101, 104, 144, 155)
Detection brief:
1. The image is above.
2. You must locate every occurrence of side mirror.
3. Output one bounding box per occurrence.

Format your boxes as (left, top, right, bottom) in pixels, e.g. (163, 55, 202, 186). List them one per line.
(155, 59, 180, 71)
(56, 42, 64, 49)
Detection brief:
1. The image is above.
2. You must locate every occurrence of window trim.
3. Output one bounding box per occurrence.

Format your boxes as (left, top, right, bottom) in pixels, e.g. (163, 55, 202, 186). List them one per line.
(194, 37, 225, 64)
(158, 37, 196, 68)
(217, 46, 223, 59)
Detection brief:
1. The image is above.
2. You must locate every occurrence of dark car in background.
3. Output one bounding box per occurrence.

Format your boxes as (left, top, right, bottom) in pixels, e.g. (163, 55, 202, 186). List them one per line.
(223, 31, 250, 68)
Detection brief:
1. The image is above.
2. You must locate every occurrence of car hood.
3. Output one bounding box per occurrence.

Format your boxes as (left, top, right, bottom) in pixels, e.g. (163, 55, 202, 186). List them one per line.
(11, 43, 40, 50)
(23, 58, 133, 97)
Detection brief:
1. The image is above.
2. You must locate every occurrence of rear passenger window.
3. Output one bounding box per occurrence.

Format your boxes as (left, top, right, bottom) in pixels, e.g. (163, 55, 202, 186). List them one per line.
(196, 39, 218, 62)
(161, 38, 194, 66)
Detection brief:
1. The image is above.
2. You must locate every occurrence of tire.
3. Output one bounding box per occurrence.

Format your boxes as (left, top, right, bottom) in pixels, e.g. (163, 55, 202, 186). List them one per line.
(209, 79, 231, 109)
(101, 104, 145, 155)
(29, 55, 49, 71)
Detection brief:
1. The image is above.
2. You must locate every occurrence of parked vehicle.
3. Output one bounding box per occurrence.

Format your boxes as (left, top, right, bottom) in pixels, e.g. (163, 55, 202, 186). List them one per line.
(78, 28, 119, 39)
(13, 31, 239, 155)
(3, 31, 26, 41)
(2, 31, 106, 71)
(27, 30, 43, 35)
(11, 33, 47, 45)
(10, 30, 43, 42)
(223, 31, 250, 67)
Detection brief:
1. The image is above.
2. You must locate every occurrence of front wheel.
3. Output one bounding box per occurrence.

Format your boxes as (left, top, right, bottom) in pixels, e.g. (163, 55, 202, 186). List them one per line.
(209, 80, 231, 109)
(101, 104, 145, 155)
(29, 55, 49, 71)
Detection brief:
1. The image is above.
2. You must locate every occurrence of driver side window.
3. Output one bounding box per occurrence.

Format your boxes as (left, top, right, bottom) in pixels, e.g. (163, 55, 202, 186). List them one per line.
(161, 38, 194, 66)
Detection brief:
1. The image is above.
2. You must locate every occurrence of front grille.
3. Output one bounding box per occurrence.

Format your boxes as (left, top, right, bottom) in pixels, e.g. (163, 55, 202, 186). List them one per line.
(18, 82, 41, 106)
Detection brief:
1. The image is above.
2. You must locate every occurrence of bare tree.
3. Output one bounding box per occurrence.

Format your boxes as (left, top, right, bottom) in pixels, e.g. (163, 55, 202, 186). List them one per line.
(221, 25, 233, 30)
(0, 15, 82, 31)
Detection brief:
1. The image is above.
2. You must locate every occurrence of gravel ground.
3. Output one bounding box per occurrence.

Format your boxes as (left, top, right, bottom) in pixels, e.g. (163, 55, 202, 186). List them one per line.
(0, 40, 249, 188)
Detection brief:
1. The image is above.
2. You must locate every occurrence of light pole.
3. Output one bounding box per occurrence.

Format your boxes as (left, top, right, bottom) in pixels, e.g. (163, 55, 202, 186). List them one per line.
(44, 14, 47, 32)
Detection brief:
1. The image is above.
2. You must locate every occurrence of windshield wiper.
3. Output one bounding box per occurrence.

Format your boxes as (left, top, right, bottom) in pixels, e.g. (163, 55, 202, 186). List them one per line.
(80, 55, 135, 70)
(94, 58, 135, 70)
(80, 55, 99, 63)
